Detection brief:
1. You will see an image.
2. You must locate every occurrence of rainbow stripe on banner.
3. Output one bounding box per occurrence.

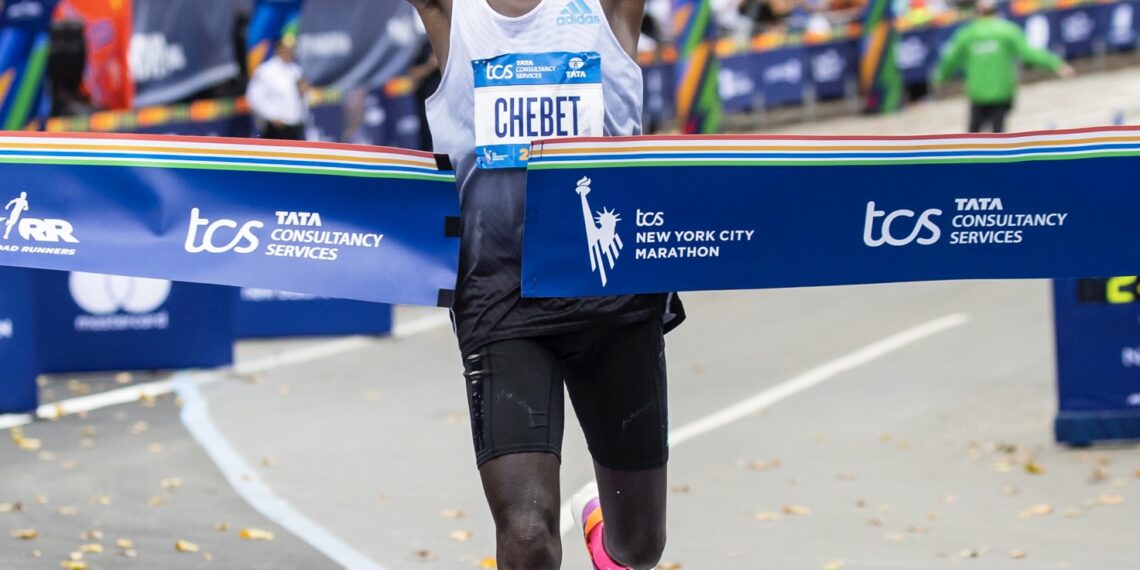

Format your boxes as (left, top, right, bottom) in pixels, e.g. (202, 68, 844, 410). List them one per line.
(521, 126, 1140, 297)
(0, 133, 458, 306)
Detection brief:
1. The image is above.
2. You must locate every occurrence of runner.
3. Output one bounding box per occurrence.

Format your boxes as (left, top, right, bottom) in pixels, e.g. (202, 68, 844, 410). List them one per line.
(407, 0, 683, 568)
(4, 192, 29, 240)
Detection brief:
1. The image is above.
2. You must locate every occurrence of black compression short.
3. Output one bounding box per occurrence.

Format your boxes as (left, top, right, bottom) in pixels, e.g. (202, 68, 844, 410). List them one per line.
(461, 318, 669, 470)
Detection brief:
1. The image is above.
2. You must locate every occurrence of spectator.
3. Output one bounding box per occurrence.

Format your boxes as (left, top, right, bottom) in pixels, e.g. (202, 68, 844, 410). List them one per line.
(934, 0, 1074, 133)
(246, 36, 310, 140)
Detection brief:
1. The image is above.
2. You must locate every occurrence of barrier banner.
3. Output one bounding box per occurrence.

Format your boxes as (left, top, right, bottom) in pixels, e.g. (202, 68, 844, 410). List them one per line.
(36, 270, 234, 373)
(0, 133, 458, 307)
(298, 0, 420, 90)
(235, 288, 392, 338)
(1102, 0, 1139, 50)
(521, 126, 1140, 298)
(247, 0, 304, 74)
(807, 40, 857, 100)
(1053, 278, 1140, 444)
(130, 0, 240, 108)
(756, 46, 806, 107)
(0, 0, 58, 130)
(0, 267, 37, 413)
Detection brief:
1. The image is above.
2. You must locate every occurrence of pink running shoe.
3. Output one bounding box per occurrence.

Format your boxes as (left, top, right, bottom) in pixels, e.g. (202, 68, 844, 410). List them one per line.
(571, 482, 631, 570)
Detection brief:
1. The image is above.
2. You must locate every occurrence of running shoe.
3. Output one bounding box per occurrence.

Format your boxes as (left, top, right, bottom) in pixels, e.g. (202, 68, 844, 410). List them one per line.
(571, 482, 631, 570)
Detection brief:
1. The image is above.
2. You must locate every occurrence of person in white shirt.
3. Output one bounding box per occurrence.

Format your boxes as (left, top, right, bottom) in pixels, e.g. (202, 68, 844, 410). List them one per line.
(246, 36, 309, 140)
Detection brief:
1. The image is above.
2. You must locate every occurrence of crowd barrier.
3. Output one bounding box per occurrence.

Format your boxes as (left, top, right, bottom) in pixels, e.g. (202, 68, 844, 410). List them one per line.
(0, 268, 37, 414)
(1054, 278, 1140, 444)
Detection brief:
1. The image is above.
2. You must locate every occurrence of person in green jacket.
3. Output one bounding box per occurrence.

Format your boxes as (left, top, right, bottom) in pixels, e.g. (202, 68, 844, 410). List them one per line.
(934, 0, 1074, 133)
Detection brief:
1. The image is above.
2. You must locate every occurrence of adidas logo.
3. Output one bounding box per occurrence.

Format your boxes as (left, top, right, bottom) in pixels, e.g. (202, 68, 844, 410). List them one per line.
(557, 0, 601, 25)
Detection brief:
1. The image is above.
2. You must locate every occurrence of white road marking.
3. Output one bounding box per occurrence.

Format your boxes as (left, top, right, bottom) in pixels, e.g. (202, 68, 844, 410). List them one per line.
(558, 312, 971, 536)
(174, 374, 385, 570)
(0, 311, 452, 429)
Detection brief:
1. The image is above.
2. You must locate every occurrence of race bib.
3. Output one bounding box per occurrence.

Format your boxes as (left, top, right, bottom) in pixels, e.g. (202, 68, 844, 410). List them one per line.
(472, 52, 604, 169)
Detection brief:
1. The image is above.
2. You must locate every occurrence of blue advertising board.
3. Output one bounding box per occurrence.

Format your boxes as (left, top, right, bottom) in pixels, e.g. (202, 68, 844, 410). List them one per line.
(806, 40, 857, 100)
(0, 267, 37, 413)
(757, 46, 806, 107)
(1053, 278, 1140, 444)
(35, 271, 234, 373)
(522, 128, 1140, 298)
(1101, 0, 1140, 51)
(235, 288, 392, 338)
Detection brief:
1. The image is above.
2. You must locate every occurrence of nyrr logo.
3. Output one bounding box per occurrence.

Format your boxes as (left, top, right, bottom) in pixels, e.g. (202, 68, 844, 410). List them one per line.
(576, 177, 622, 286)
(863, 201, 942, 247)
(0, 319, 12, 340)
(69, 272, 172, 332)
(1, 192, 79, 243)
(184, 208, 263, 254)
(557, 0, 601, 25)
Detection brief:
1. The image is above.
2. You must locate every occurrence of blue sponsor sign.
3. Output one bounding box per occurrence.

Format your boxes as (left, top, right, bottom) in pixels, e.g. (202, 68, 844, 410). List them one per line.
(1056, 6, 1101, 58)
(0, 267, 37, 413)
(718, 54, 759, 113)
(522, 129, 1140, 297)
(806, 40, 856, 100)
(756, 46, 806, 107)
(1053, 278, 1140, 444)
(36, 270, 234, 373)
(1101, 0, 1139, 51)
(234, 288, 392, 338)
(0, 133, 458, 307)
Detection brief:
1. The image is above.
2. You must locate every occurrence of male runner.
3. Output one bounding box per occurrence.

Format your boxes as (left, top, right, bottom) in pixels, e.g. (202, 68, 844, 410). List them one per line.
(407, 0, 682, 568)
(4, 192, 29, 240)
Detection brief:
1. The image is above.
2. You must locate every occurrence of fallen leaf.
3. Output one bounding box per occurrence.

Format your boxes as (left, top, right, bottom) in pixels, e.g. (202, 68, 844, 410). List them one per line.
(78, 544, 102, 554)
(883, 532, 906, 542)
(147, 496, 166, 507)
(1064, 508, 1083, 518)
(38, 451, 55, 461)
(754, 512, 782, 522)
(478, 556, 496, 568)
(449, 530, 472, 541)
(58, 506, 78, 516)
(657, 563, 682, 570)
(213, 522, 230, 532)
(993, 460, 1015, 473)
(1010, 550, 1027, 559)
(926, 511, 940, 520)
(91, 496, 111, 506)
(127, 421, 149, 435)
(34, 495, 49, 505)
(1018, 503, 1053, 518)
(261, 458, 277, 468)
(59, 561, 87, 570)
(0, 502, 21, 513)
(865, 518, 882, 527)
(1099, 493, 1124, 505)
(1134, 469, 1140, 479)
(175, 540, 199, 553)
(122, 549, 138, 558)
(277, 385, 292, 396)
(32, 549, 42, 558)
(414, 549, 438, 560)
(11, 528, 38, 540)
(440, 509, 465, 519)
(1025, 461, 1046, 475)
(238, 528, 275, 541)
(160, 477, 183, 490)
(671, 484, 691, 493)
(114, 372, 133, 384)
(116, 539, 134, 549)
(146, 443, 164, 454)
(823, 561, 844, 570)
(80, 426, 96, 437)
(1090, 467, 1110, 483)
(203, 552, 214, 561)
(782, 504, 811, 516)
(959, 549, 980, 559)
(78, 438, 94, 449)
(81, 530, 103, 541)
(61, 460, 78, 470)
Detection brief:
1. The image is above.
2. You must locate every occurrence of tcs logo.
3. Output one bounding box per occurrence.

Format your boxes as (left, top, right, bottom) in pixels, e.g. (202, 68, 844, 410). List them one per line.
(863, 201, 941, 247)
(184, 208, 263, 254)
(486, 64, 514, 81)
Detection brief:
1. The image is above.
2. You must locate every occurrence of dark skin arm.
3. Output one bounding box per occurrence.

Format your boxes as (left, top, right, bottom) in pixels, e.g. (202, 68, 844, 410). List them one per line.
(406, 0, 646, 74)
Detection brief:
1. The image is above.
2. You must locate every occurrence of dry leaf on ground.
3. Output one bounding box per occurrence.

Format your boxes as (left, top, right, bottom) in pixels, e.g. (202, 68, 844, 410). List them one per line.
(1018, 504, 1053, 518)
(478, 556, 496, 568)
(658, 563, 683, 569)
(823, 561, 845, 570)
(782, 504, 811, 516)
(78, 544, 102, 554)
(116, 539, 134, 549)
(1025, 461, 1046, 475)
(1010, 550, 1027, 559)
(11, 528, 38, 540)
(440, 509, 465, 519)
(449, 530, 472, 541)
(239, 528, 275, 541)
(754, 512, 782, 522)
(175, 540, 199, 553)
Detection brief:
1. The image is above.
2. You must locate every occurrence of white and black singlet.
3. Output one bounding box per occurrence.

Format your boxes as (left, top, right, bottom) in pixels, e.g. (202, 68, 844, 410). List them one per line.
(426, 0, 681, 354)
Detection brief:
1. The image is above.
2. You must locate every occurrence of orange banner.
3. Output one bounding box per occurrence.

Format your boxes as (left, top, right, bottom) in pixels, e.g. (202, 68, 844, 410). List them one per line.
(55, 0, 133, 110)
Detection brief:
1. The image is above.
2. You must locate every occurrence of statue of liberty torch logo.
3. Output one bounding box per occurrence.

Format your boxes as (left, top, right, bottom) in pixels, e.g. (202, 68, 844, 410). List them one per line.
(576, 176, 622, 286)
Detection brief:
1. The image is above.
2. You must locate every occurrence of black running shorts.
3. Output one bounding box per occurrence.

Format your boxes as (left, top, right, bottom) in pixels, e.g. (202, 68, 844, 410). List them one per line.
(461, 318, 669, 470)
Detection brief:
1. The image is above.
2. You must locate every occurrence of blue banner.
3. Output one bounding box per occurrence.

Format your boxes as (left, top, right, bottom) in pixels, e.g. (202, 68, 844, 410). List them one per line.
(298, 0, 421, 90)
(36, 270, 234, 373)
(522, 127, 1140, 297)
(0, 133, 458, 307)
(1053, 278, 1140, 444)
(806, 40, 857, 100)
(235, 288, 392, 338)
(131, 0, 241, 107)
(756, 46, 806, 107)
(0, 266, 37, 413)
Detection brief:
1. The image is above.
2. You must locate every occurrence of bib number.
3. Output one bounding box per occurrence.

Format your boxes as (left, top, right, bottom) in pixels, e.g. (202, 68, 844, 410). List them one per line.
(472, 52, 604, 169)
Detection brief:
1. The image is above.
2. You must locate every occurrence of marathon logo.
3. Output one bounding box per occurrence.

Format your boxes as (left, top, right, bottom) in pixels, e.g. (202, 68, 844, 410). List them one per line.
(557, 0, 601, 25)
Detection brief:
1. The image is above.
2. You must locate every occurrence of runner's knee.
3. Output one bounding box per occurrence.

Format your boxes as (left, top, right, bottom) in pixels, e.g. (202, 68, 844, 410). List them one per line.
(605, 525, 666, 569)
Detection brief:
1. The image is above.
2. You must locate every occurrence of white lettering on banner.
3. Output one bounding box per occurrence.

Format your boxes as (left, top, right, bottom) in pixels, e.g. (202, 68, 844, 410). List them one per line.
(864, 198, 1070, 248)
(240, 288, 319, 302)
(896, 36, 928, 70)
(1062, 11, 1094, 43)
(811, 49, 844, 82)
(1, 191, 80, 256)
(298, 32, 353, 60)
(636, 210, 664, 227)
(1123, 347, 1140, 367)
(1128, 393, 1140, 406)
(863, 201, 942, 247)
(6, 1, 42, 20)
(764, 59, 802, 84)
(0, 319, 12, 340)
(129, 33, 187, 83)
(184, 208, 263, 254)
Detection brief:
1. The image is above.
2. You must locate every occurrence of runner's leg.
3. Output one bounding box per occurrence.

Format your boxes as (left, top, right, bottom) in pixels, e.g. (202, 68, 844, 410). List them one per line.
(464, 339, 567, 569)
